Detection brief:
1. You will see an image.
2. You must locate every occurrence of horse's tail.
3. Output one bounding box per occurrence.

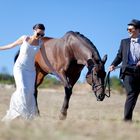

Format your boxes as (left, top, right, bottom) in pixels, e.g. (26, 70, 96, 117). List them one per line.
(14, 50, 20, 63)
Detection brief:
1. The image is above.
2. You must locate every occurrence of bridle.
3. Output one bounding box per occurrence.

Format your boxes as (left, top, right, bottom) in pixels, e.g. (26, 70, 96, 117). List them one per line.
(89, 63, 132, 100)
(90, 66, 111, 99)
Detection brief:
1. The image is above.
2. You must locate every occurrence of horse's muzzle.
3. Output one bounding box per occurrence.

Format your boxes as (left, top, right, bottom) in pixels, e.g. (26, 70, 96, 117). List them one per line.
(96, 93, 105, 101)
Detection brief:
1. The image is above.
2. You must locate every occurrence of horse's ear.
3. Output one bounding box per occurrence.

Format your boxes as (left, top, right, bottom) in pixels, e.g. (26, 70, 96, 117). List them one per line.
(102, 54, 107, 64)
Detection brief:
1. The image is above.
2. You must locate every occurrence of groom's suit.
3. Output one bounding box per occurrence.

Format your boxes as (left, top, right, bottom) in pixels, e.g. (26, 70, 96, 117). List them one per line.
(111, 38, 140, 120)
(111, 38, 131, 79)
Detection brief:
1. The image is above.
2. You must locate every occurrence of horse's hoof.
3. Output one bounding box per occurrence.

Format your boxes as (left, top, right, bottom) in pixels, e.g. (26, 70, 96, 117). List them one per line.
(59, 112, 67, 120)
(35, 110, 40, 117)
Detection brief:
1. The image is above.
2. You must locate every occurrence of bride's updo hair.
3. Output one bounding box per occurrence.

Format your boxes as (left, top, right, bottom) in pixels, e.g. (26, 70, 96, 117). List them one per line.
(33, 23, 45, 31)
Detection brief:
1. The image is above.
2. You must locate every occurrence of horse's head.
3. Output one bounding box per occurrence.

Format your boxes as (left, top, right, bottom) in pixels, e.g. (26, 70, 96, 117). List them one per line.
(64, 31, 108, 100)
(86, 55, 107, 101)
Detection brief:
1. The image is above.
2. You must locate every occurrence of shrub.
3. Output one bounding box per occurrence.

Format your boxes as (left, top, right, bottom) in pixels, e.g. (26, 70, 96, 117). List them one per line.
(0, 73, 15, 84)
(38, 75, 62, 88)
(110, 76, 124, 93)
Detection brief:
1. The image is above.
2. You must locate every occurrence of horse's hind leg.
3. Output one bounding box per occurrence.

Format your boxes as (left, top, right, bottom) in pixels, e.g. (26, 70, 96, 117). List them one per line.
(35, 70, 47, 116)
(34, 86, 40, 116)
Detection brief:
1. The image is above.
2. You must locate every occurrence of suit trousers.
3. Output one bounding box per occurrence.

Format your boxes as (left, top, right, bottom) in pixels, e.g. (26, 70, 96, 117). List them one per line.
(123, 75, 140, 121)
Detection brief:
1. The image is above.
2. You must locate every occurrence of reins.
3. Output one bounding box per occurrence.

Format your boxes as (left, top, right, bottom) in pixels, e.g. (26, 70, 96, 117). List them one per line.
(104, 71, 111, 97)
(104, 65, 125, 98)
(89, 64, 126, 99)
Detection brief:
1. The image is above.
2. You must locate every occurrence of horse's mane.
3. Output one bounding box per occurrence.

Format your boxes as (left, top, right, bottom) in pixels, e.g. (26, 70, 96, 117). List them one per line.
(65, 31, 101, 62)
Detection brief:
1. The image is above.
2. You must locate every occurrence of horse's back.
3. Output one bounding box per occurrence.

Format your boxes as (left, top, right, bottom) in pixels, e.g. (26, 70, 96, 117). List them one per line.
(35, 36, 71, 73)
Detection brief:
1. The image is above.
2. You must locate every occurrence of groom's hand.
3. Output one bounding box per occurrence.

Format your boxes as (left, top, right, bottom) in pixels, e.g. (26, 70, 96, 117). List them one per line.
(136, 61, 140, 67)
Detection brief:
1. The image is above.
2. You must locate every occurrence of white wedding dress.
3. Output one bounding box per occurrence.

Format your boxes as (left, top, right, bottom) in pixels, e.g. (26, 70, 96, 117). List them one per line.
(2, 36, 41, 121)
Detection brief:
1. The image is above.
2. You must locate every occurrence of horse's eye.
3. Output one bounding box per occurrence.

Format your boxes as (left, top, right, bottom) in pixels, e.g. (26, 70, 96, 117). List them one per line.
(97, 71, 106, 78)
(94, 73, 97, 76)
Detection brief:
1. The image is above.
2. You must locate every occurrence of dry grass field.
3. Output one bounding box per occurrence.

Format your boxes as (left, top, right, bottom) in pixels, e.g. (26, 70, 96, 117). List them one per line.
(0, 84, 140, 140)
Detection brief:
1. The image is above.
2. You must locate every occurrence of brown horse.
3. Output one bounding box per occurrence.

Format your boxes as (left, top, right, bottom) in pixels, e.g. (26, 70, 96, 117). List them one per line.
(15, 31, 107, 120)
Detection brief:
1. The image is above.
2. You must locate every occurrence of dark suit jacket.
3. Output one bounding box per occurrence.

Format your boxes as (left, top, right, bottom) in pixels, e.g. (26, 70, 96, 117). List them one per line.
(111, 38, 131, 79)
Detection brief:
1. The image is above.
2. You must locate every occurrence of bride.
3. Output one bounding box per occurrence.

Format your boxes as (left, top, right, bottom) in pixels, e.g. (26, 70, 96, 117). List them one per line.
(0, 23, 45, 121)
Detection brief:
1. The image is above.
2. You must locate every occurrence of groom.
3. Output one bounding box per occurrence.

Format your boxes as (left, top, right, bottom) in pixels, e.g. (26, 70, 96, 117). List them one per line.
(109, 19, 140, 121)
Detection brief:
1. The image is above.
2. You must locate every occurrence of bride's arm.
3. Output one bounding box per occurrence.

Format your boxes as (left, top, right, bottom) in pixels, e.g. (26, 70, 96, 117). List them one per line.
(0, 35, 25, 50)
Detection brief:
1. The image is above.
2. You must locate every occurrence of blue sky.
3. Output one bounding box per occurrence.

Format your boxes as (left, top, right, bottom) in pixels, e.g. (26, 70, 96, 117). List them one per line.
(0, 0, 140, 81)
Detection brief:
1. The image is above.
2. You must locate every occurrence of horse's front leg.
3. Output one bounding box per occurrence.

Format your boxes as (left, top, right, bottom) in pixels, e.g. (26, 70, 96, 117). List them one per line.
(59, 87, 72, 120)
